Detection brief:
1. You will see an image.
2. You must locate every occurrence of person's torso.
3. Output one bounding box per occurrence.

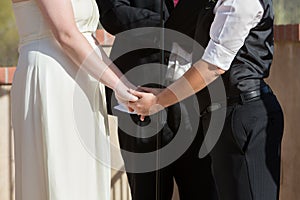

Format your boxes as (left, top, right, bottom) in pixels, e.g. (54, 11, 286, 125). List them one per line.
(108, 0, 174, 72)
(13, 0, 99, 47)
(194, 0, 274, 94)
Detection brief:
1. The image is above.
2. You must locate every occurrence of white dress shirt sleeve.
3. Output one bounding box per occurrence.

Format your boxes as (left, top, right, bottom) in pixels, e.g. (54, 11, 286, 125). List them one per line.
(201, 0, 264, 71)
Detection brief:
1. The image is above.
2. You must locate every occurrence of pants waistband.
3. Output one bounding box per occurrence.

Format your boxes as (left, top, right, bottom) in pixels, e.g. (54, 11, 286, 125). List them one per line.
(227, 85, 273, 105)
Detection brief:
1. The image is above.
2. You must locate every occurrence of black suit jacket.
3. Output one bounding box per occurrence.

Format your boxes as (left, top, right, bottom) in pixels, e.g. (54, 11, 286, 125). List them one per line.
(165, 0, 208, 40)
(96, 0, 211, 146)
(96, 0, 210, 70)
(96, 0, 175, 118)
(96, 0, 182, 147)
(97, 0, 174, 35)
(96, 0, 174, 73)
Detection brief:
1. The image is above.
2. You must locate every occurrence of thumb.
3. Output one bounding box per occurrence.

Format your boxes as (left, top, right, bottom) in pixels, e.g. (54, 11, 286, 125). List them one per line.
(127, 104, 135, 112)
(116, 92, 138, 102)
(128, 89, 144, 99)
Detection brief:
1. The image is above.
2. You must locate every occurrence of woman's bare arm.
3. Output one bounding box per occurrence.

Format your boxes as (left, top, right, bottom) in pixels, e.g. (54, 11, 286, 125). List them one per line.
(33, 0, 137, 101)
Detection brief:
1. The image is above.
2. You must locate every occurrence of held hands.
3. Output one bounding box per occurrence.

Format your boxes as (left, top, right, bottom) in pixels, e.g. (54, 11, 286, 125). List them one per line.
(113, 82, 165, 121)
(128, 87, 165, 121)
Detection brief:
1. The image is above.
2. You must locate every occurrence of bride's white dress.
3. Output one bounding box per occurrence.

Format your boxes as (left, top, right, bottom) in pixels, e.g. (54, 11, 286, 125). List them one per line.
(11, 0, 111, 199)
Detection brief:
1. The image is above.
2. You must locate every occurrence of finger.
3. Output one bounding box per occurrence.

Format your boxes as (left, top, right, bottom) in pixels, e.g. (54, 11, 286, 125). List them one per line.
(128, 106, 134, 112)
(128, 102, 139, 113)
(127, 93, 139, 102)
(129, 97, 138, 102)
(116, 93, 137, 102)
(140, 115, 145, 121)
(128, 89, 144, 98)
(122, 92, 138, 102)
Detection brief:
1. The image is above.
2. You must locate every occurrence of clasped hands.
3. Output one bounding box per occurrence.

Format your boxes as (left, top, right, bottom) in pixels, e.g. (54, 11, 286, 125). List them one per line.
(115, 85, 164, 121)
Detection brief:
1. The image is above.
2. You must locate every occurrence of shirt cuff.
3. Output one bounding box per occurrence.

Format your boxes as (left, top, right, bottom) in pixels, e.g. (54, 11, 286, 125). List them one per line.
(201, 40, 237, 71)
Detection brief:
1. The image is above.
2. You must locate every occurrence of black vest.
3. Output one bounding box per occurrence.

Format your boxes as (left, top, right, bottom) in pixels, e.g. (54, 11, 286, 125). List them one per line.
(194, 0, 274, 95)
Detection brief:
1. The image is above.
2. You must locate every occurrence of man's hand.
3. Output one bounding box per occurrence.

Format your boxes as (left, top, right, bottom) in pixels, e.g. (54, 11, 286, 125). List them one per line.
(128, 89, 164, 121)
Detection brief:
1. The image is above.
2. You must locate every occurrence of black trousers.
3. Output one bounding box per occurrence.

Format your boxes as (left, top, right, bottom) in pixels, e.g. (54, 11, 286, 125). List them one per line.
(115, 96, 218, 200)
(204, 93, 284, 200)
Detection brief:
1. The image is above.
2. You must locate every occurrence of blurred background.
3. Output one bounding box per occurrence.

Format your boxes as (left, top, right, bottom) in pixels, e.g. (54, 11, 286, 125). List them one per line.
(0, 0, 299, 200)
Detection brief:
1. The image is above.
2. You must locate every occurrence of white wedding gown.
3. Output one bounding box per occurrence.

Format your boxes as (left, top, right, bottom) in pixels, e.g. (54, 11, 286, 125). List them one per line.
(11, 0, 111, 199)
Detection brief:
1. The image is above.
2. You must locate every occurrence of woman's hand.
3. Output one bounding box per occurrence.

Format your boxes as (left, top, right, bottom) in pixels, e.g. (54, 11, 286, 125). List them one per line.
(114, 81, 138, 103)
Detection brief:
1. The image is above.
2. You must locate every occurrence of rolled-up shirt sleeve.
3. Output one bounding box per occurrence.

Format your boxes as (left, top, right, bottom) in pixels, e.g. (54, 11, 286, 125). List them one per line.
(201, 0, 264, 70)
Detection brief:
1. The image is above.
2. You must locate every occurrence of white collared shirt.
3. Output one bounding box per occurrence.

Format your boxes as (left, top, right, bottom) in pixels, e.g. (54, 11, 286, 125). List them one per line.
(202, 0, 264, 70)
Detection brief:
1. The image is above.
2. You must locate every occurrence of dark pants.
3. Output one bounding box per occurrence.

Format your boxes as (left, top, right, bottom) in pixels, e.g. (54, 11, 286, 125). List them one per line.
(115, 96, 218, 200)
(204, 93, 284, 200)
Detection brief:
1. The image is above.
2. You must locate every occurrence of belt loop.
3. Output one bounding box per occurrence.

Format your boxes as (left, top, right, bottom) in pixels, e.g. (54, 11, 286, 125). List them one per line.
(240, 93, 246, 104)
